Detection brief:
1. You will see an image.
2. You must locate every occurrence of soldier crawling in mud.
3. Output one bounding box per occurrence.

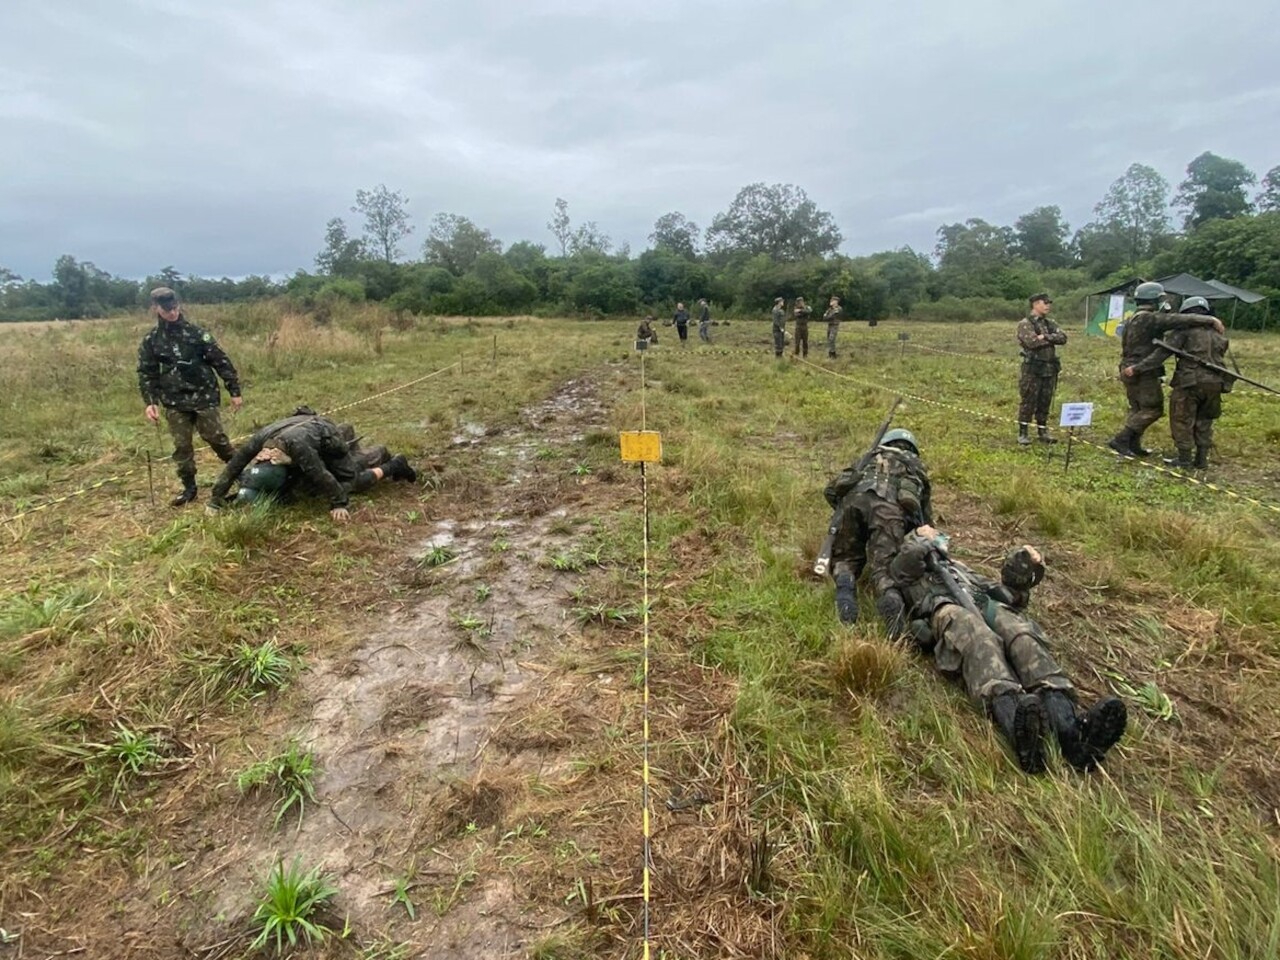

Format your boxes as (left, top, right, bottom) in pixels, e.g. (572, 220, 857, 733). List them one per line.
(1127, 296, 1231, 469)
(137, 286, 243, 505)
(824, 427, 931, 631)
(1016, 293, 1066, 446)
(889, 524, 1127, 774)
(208, 407, 417, 523)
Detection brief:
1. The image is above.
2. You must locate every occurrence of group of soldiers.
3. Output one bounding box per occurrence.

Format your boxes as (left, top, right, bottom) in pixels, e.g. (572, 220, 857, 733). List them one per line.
(820, 423, 1127, 774)
(1016, 284, 1233, 467)
(771, 295, 849, 359)
(137, 287, 417, 520)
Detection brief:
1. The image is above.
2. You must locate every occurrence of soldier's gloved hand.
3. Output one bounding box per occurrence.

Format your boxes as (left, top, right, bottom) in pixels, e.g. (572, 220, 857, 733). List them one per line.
(876, 589, 907, 637)
(1002, 546, 1045, 591)
(330, 507, 351, 524)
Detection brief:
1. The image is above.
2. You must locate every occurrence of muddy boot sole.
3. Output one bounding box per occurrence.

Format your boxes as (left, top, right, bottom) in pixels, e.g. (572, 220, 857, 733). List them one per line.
(1077, 698, 1127, 771)
(1012, 695, 1047, 774)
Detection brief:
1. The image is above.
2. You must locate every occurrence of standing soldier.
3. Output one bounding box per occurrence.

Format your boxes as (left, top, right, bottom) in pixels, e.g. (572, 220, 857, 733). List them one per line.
(771, 297, 787, 357)
(1107, 282, 1224, 457)
(792, 297, 812, 357)
(1016, 293, 1067, 445)
(1128, 296, 1230, 469)
(137, 286, 243, 505)
(823, 295, 845, 359)
(672, 301, 690, 345)
(697, 298, 712, 344)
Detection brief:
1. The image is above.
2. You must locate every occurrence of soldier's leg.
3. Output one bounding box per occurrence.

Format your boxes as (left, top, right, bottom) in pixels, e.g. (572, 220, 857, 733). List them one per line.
(1165, 388, 1195, 466)
(1194, 384, 1221, 467)
(932, 604, 1044, 772)
(1034, 375, 1057, 443)
(1017, 369, 1035, 444)
(986, 605, 1072, 694)
(832, 560, 859, 625)
(773, 327, 784, 357)
(1123, 377, 1163, 454)
(194, 407, 236, 462)
(164, 408, 197, 485)
(861, 495, 909, 634)
(826, 323, 838, 358)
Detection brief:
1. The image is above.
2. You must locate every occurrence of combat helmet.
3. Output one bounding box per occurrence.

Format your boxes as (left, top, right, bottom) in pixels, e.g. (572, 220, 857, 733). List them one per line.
(1134, 281, 1164, 303)
(235, 461, 289, 505)
(1181, 296, 1210, 314)
(881, 428, 919, 455)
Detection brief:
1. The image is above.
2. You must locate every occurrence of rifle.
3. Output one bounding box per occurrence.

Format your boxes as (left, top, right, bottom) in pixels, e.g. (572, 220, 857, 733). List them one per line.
(812, 397, 903, 576)
(924, 549, 983, 619)
(1153, 339, 1280, 396)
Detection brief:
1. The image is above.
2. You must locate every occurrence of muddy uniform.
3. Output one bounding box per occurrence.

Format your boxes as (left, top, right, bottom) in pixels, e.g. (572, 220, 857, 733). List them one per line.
(210, 414, 389, 508)
(1132, 324, 1230, 465)
(137, 314, 240, 486)
(1118, 308, 1218, 436)
(792, 303, 813, 357)
(827, 446, 933, 599)
(1016, 314, 1066, 428)
(889, 532, 1071, 703)
(824, 303, 845, 358)
(771, 305, 786, 357)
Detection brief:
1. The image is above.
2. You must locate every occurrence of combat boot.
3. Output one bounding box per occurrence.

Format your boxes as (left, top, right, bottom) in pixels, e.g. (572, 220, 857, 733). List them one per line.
(1106, 428, 1134, 456)
(1075, 697, 1127, 770)
(1037, 426, 1058, 445)
(988, 692, 1046, 774)
(1162, 448, 1194, 469)
(834, 574, 858, 625)
(171, 484, 199, 507)
(1039, 689, 1087, 769)
(1129, 432, 1153, 457)
(382, 454, 418, 483)
(1018, 424, 1032, 446)
(1194, 446, 1210, 469)
(875, 589, 907, 637)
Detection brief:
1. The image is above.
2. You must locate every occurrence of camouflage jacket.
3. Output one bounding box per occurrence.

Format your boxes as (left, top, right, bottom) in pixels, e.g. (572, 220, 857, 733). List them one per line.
(771, 306, 786, 330)
(637, 319, 656, 340)
(890, 533, 1028, 618)
(211, 414, 357, 507)
(1016, 315, 1067, 373)
(1132, 324, 1231, 389)
(825, 445, 933, 524)
(823, 305, 845, 324)
(137, 315, 240, 411)
(793, 304, 812, 325)
(699, 304, 711, 323)
(1119, 308, 1217, 370)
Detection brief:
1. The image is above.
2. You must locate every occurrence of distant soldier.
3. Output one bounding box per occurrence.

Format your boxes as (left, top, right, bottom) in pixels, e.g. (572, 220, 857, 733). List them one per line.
(1129, 296, 1230, 469)
(890, 525, 1127, 774)
(637, 315, 658, 344)
(824, 428, 932, 629)
(792, 297, 813, 357)
(672, 302, 690, 344)
(209, 408, 417, 523)
(771, 297, 787, 357)
(697, 298, 712, 343)
(823, 296, 845, 359)
(1108, 282, 1224, 457)
(137, 286, 243, 505)
(1016, 293, 1067, 445)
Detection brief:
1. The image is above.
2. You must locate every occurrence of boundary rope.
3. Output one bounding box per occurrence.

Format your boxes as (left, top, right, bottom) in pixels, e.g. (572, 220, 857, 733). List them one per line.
(638, 346, 653, 960)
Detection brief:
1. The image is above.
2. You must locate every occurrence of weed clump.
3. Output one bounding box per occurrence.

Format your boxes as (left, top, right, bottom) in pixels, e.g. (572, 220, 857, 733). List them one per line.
(236, 743, 318, 827)
(250, 856, 338, 953)
(830, 638, 902, 700)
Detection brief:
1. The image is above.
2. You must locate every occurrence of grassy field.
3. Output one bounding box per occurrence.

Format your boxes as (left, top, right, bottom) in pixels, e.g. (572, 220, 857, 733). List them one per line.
(2, 303, 1280, 959)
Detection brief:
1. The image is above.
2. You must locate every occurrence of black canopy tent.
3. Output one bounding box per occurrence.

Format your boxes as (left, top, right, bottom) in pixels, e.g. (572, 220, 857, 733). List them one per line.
(1084, 273, 1269, 331)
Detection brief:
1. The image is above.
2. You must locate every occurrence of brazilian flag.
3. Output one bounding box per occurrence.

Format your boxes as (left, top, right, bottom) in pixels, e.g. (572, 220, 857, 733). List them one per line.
(1088, 294, 1133, 337)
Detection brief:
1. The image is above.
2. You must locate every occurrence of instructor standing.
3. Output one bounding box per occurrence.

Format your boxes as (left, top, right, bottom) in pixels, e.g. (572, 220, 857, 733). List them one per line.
(1015, 293, 1066, 445)
(137, 286, 243, 505)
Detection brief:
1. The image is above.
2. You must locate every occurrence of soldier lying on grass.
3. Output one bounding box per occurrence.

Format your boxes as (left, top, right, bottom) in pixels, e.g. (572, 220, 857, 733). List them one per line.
(207, 407, 417, 523)
(889, 524, 1127, 775)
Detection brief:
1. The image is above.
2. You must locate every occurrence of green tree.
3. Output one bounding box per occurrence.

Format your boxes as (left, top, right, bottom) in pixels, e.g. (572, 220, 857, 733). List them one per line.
(705, 183, 842, 261)
(1093, 163, 1171, 267)
(1012, 205, 1070, 268)
(567, 259, 638, 313)
(0, 266, 22, 289)
(52, 255, 95, 318)
(634, 248, 710, 305)
(422, 213, 502, 275)
(352, 184, 413, 262)
(933, 219, 1016, 297)
(649, 212, 700, 259)
(469, 252, 537, 311)
(314, 217, 366, 276)
(1177, 212, 1280, 289)
(547, 198, 572, 256)
(1173, 152, 1256, 229)
(569, 221, 612, 256)
(869, 248, 932, 314)
(1255, 165, 1280, 213)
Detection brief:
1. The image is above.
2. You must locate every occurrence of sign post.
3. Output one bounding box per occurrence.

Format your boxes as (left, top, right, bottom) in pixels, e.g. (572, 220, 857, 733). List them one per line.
(1058, 402, 1094, 472)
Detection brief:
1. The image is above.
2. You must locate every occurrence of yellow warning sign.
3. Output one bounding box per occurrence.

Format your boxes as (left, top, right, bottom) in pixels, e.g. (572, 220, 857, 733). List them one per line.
(620, 431, 662, 463)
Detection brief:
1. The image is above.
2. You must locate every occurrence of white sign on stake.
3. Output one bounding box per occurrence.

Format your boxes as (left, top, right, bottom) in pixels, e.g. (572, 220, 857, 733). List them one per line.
(1059, 402, 1094, 427)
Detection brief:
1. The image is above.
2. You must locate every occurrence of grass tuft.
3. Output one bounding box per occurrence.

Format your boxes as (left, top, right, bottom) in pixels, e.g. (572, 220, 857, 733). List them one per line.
(250, 856, 338, 953)
(236, 743, 318, 827)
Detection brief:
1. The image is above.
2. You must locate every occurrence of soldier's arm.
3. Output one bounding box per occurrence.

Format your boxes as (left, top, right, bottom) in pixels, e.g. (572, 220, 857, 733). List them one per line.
(287, 440, 348, 507)
(209, 435, 265, 502)
(1154, 313, 1222, 334)
(201, 334, 242, 397)
(1016, 319, 1041, 351)
(1130, 344, 1173, 376)
(1045, 319, 1068, 345)
(888, 534, 931, 587)
(137, 336, 161, 404)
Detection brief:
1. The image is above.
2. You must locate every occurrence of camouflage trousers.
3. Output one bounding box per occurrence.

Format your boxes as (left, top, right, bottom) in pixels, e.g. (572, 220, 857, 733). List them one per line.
(931, 602, 1072, 703)
(1168, 383, 1222, 451)
(832, 493, 908, 597)
(793, 321, 809, 357)
(772, 326, 786, 356)
(698, 320, 711, 343)
(826, 322, 840, 357)
(165, 407, 235, 484)
(1122, 373, 1164, 433)
(1017, 369, 1058, 426)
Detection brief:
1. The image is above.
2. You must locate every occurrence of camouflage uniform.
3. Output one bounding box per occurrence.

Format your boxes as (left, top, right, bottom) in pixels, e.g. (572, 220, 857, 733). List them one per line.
(792, 302, 812, 357)
(211, 413, 391, 508)
(823, 302, 845, 358)
(889, 532, 1072, 703)
(637, 318, 658, 343)
(1016, 314, 1066, 428)
(1132, 324, 1230, 466)
(771, 304, 786, 357)
(1117, 308, 1219, 438)
(697, 302, 712, 343)
(137, 313, 240, 487)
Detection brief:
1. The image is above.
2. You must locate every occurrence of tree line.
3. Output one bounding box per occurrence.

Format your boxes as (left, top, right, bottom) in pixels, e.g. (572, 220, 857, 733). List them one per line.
(4, 153, 1279, 326)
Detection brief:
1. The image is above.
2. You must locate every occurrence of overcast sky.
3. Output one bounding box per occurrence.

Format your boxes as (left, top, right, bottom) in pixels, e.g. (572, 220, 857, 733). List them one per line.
(3, 0, 1278, 280)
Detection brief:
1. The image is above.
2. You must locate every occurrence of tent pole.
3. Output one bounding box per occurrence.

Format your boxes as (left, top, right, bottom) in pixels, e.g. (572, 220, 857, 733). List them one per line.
(1230, 298, 1237, 330)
